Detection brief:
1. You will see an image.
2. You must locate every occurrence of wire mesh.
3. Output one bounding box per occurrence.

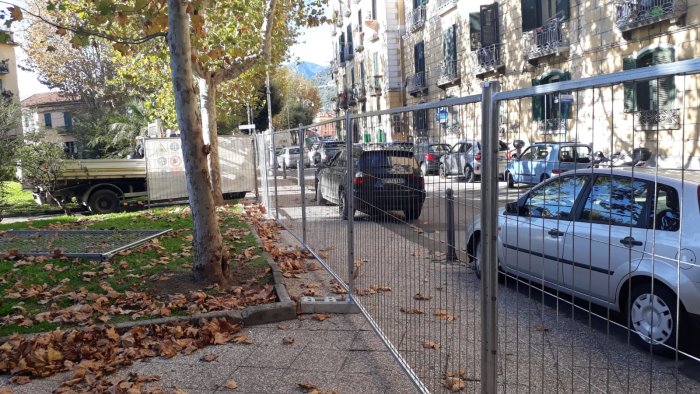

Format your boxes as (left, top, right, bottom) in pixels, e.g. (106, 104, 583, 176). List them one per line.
(259, 60, 700, 393)
(0, 229, 171, 259)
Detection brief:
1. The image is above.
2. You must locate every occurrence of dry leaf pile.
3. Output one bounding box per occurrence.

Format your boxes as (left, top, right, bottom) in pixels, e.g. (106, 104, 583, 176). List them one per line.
(0, 318, 243, 391)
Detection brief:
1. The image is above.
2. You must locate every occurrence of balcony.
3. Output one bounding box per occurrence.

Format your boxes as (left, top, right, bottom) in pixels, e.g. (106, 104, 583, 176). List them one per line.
(523, 17, 569, 66)
(436, 60, 460, 87)
(353, 84, 367, 103)
(406, 6, 427, 33)
(634, 109, 681, 131)
(369, 76, 382, 96)
(344, 44, 354, 61)
(435, 0, 457, 14)
(471, 43, 504, 76)
(538, 118, 567, 134)
(0, 59, 8, 74)
(355, 33, 364, 53)
(331, 60, 339, 74)
(406, 71, 428, 96)
(615, 0, 687, 36)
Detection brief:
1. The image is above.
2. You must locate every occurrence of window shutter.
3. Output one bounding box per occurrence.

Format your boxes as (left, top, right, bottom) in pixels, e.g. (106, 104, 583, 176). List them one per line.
(414, 42, 425, 73)
(622, 58, 637, 113)
(480, 3, 499, 47)
(63, 112, 73, 127)
(339, 34, 345, 62)
(532, 78, 543, 121)
(469, 12, 481, 51)
(556, 0, 570, 21)
(44, 113, 52, 128)
(653, 48, 676, 110)
(521, 0, 538, 32)
(443, 26, 456, 63)
(560, 72, 573, 119)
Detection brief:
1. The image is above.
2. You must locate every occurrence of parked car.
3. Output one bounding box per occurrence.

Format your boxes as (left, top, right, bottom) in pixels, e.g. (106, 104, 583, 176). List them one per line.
(276, 146, 303, 168)
(308, 143, 321, 166)
(414, 143, 451, 175)
(439, 140, 510, 182)
(318, 141, 345, 164)
(505, 142, 592, 188)
(466, 168, 700, 354)
(315, 147, 426, 221)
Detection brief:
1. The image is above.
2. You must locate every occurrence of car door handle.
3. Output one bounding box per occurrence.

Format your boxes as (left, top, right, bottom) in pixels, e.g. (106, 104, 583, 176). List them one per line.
(619, 237, 643, 247)
(548, 229, 565, 237)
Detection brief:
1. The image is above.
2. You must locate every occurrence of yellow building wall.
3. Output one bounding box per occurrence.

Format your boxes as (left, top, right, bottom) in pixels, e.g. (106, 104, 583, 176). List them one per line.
(0, 41, 19, 96)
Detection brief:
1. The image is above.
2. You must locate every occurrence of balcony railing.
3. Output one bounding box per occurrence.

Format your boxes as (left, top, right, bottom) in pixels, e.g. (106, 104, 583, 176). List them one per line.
(436, 60, 459, 87)
(406, 71, 427, 95)
(435, 0, 457, 14)
(406, 6, 427, 33)
(615, 0, 687, 33)
(634, 109, 681, 131)
(471, 43, 504, 76)
(353, 84, 367, 103)
(344, 44, 354, 61)
(523, 17, 569, 65)
(369, 77, 382, 96)
(537, 118, 567, 134)
(0, 59, 8, 74)
(355, 33, 364, 53)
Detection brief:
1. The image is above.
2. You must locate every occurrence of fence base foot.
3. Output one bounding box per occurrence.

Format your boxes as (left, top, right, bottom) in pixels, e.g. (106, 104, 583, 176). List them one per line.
(300, 296, 360, 314)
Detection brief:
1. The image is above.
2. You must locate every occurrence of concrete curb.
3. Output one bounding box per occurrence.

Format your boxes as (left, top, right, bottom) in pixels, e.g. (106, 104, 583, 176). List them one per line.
(0, 208, 297, 343)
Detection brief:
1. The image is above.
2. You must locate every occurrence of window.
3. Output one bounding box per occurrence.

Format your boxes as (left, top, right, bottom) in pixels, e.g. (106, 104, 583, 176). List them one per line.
(581, 176, 649, 227)
(532, 71, 572, 121)
(413, 109, 428, 136)
(44, 113, 52, 128)
(339, 33, 345, 62)
(414, 42, 425, 74)
(524, 175, 587, 218)
(651, 184, 680, 231)
(443, 25, 457, 65)
(521, 0, 569, 32)
(64, 141, 77, 155)
(470, 3, 500, 51)
(63, 112, 73, 128)
(623, 47, 676, 113)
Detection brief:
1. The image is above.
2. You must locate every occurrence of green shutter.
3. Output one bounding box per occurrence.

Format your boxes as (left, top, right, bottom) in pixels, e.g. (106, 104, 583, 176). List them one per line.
(469, 12, 481, 51)
(556, 0, 570, 21)
(480, 3, 499, 46)
(339, 34, 345, 62)
(623, 58, 637, 113)
(521, 0, 538, 32)
(532, 78, 543, 121)
(561, 72, 572, 119)
(653, 48, 676, 110)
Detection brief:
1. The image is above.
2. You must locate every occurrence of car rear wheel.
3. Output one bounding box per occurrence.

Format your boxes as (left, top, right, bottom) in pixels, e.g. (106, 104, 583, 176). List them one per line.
(439, 164, 447, 179)
(629, 283, 679, 355)
(339, 191, 353, 220)
(403, 205, 422, 221)
(464, 165, 475, 183)
(420, 162, 429, 176)
(316, 181, 326, 205)
(506, 172, 515, 189)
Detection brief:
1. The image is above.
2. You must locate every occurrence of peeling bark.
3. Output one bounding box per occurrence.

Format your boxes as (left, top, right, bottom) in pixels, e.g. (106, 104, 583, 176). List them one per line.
(168, 0, 229, 284)
(198, 76, 224, 205)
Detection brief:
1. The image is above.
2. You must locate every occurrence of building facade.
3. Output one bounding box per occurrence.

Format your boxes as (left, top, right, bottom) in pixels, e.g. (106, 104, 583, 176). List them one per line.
(0, 30, 19, 99)
(21, 92, 82, 156)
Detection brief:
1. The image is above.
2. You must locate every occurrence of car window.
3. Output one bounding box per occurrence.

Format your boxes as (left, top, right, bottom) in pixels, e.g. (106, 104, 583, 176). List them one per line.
(450, 143, 462, 153)
(330, 151, 344, 167)
(535, 146, 550, 160)
(289, 147, 301, 154)
(359, 151, 418, 174)
(519, 147, 535, 160)
(652, 184, 680, 231)
(430, 144, 451, 154)
(580, 176, 649, 227)
(559, 145, 591, 163)
(523, 175, 588, 219)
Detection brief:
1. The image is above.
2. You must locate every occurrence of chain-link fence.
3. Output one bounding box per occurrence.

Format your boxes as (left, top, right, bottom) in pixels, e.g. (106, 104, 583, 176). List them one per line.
(256, 58, 700, 393)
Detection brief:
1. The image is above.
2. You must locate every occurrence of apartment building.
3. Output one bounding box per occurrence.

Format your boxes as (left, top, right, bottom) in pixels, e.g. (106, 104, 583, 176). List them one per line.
(329, 0, 407, 142)
(21, 92, 82, 156)
(0, 30, 19, 100)
(401, 0, 699, 168)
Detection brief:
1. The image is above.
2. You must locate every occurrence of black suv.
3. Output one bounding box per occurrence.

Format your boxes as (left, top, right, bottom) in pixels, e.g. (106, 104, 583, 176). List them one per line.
(315, 148, 426, 221)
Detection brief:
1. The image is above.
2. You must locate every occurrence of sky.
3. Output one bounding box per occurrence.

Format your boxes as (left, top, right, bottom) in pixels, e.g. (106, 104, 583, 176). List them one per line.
(16, 24, 333, 100)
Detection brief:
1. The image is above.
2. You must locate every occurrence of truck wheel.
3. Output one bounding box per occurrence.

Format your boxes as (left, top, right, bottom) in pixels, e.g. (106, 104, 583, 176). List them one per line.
(88, 189, 121, 214)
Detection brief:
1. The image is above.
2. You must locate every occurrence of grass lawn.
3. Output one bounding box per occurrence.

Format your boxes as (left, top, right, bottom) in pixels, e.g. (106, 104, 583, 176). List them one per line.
(0, 204, 271, 337)
(0, 181, 80, 217)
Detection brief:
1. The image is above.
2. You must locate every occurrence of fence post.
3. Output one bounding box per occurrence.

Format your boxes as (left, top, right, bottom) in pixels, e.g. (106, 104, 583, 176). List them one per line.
(298, 124, 307, 248)
(445, 188, 456, 262)
(344, 110, 355, 300)
(282, 160, 287, 179)
(480, 81, 500, 394)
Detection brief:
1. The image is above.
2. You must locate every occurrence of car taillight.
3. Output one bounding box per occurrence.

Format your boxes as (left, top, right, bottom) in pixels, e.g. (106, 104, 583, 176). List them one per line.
(551, 169, 566, 174)
(354, 172, 366, 185)
(475, 152, 481, 162)
(425, 153, 436, 161)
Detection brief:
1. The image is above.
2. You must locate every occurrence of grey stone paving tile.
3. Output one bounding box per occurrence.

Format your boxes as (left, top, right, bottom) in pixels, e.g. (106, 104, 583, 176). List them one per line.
(342, 350, 411, 375)
(147, 343, 257, 366)
(221, 366, 289, 393)
(239, 342, 304, 368)
(117, 359, 237, 390)
(279, 369, 343, 393)
(1, 379, 59, 394)
(290, 349, 347, 373)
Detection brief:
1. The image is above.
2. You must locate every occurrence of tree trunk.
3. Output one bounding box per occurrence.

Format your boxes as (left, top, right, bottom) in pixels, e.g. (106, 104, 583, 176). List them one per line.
(167, 0, 229, 284)
(198, 76, 224, 205)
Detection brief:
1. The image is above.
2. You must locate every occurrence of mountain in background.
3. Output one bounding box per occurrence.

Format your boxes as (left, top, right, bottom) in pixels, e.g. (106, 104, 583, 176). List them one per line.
(292, 61, 326, 79)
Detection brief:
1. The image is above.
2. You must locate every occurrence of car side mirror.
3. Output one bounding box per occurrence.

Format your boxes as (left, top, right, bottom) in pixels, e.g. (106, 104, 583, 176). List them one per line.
(505, 201, 518, 215)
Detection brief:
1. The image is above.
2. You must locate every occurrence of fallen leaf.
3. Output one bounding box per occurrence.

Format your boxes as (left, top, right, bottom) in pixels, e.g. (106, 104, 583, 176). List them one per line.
(10, 375, 31, 385)
(400, 307, 424, 314)
(433, 310, 457, 321)
(200, 354, 218, 362)
(225, 379, 238, 389)
(442, 377, 466, 392)
(446, 369, 465, 378)
(534, 324, 549, 332)
(232, 334, 254, 344)
(423, 340, 441, 349)
(282, 336, 295, 345)
(311, 313, 331, 321)
(298, 383, 318, 392)
(413, 293, 432, 301)
(411, 250, 422, 257)
(307, 262, 322, 271)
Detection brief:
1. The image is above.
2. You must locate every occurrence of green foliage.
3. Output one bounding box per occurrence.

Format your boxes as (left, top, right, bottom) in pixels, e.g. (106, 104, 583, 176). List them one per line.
(17, 135, 67, 208)
(75, 100, 149, 158)
(0, 94, 22, 217)
(252, 78, 283, 132)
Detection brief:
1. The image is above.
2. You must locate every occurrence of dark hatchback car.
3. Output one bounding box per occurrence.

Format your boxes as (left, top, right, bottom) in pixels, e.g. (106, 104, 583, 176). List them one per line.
(414, 143, 451, 175)
(315, 148, 426, 221)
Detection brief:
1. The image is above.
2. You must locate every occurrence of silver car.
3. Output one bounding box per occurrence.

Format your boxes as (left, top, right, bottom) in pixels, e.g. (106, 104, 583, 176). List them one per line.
(276, 146, 302, 168)
(466, 168, 700, 354)
(439, 140, 509, 182)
